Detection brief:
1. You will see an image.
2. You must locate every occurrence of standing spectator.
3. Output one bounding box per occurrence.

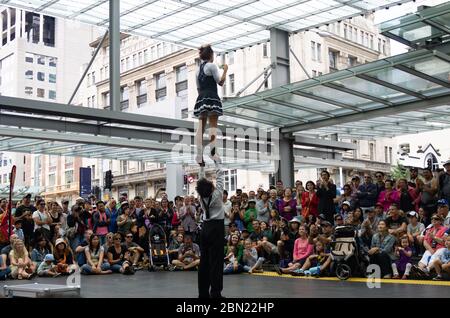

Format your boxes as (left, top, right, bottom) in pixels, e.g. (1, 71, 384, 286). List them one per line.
(368, 220, 396, 278)
(277, 188, 297, 222)
(106, 199, 118, 234)
(256, 191, 270, 223)
(419, 168, 438, 225)
(179, 196, 198, 235)
(357, 174, 378, 214)
(117, 202, 134, 238)
(432, 236, 450, 280)
(66, 205, 87, 253)
(13, 194, 36, 249)
(350, 176, 361, 204)
(301, 181, 319, 219)
(268, 189, 279, 212)
(48, 201, 63, 240)
(391, 236, 413, 279)
(377, 180, 400, 213)
(374, 171, 386, 198)
(437, 159, 450, 203)
(406, 211, 425, 255)
(276, 225, 313, 275)
(229, 202, 244, 232)
(244, 199, 258, 232)
(397, 178, 416, 213)
(337, 184, 356, 212)
(316, 171, 337, 223)
(409, 167, 420, 189)
(385, 204, 408, 237)
(81, 234, 112, 275)
(32, 199, 52, 242)
(93, 200, 110, 245)
(158, 197, 173, 234)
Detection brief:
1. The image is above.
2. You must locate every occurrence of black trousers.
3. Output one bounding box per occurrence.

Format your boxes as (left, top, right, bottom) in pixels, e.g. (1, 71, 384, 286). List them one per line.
(198, 219, 224, 298)
(369, 251, 392, 277)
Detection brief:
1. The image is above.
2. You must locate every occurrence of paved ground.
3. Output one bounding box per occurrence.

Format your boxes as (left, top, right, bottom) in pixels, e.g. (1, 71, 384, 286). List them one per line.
(1, 270, 449, 298)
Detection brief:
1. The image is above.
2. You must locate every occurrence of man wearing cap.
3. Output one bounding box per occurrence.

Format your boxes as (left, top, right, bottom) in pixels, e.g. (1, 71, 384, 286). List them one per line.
(413, 214, 448, 275)
(406, 211, 425, 255)
(13, 194, 36, 248)
(438, 159, 450, 204)
(357, 174, 378, 215)
(437, 199, 450, 227)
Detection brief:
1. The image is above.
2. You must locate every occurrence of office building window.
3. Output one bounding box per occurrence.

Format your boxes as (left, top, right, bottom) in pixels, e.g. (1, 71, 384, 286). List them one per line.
(138, 52, 143, 65)
(157, 44, 162, 58)
(49, 57, 57, 67)
(25, 87, 33, 96)
(37, 88, 45, 98)
(48, 174, 55, 186)
(181, 108, 189, 119)
(120, 86, 129, 110)
(136, 80, 147, 108)
(65, 170, 74, 184)
(263, 43, 268, 58)
(37, 72, 45, 81)
(155, 72, 166, 102)
(369, 143, 375, 161)
(311, 41, 316, 61)
(37, 55, 45, 65)
(228, 51, 234, 65)
(229, 74, 235, 95)
(144, 49, 149, 63)
(317, 43, 322, 62)
(25, 53, 34, 63)
(25, 70, 33, 80)
(175, 64, 188, 94)
(329, 50, 338, 71)
(49, 90, 56, 100)
(49, 73, 56, 83)
(103, 91, 110, 109)
(120, 161, 128, 175)
(25, 12, 40, 44)
(126, 57, 130, 70)
(348, 55, 357, 67)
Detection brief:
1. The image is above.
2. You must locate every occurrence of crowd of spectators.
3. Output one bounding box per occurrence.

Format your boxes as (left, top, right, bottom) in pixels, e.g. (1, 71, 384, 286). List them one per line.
(0, 161, 450, 281)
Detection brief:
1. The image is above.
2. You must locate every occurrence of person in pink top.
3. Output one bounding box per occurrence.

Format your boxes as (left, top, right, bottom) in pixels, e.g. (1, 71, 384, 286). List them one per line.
(377, 179, 400, 212)
(275, 225, 313, 275)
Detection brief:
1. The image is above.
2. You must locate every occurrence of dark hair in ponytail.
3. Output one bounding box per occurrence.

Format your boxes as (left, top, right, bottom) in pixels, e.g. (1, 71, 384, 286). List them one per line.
(199, 44, 214, 61)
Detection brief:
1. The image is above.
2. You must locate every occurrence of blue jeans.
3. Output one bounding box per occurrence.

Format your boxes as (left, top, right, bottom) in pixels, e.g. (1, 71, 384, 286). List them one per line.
(110, 261, 125, 273)
(244, 257, 265, 272)
(81, 263, 111, 274)
(223, 263, 243, 274)
(0, 268, 11, 280)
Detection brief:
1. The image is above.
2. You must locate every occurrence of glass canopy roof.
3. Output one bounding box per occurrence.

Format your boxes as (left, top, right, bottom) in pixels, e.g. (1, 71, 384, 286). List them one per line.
(223, 43, 450, 138)
(380, 1, 450, 48)
(5, 0, 413, 52)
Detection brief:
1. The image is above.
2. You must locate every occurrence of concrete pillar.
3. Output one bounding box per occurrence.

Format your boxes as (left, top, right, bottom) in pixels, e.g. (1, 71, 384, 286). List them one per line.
(166, 163, 183, 201)
(109, 0, 120, 112)
(271, 28, 294, 187)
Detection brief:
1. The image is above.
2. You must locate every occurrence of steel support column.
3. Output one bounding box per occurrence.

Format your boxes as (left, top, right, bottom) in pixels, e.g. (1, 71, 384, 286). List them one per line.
(270, 28, 294, 187)
(109, 0, 121, 112)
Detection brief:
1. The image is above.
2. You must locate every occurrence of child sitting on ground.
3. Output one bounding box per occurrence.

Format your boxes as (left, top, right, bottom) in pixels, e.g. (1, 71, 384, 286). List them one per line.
(223, 246, 243, 274)
(37, 254, 60, 277)
(432, 236, 450, 281)
(391, 236, 412, 279)
(292, 240, 331, 277)
(242, 239, 265, 274)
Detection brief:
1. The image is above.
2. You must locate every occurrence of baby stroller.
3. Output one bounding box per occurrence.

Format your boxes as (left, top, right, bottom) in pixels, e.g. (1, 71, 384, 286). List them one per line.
(148, 223, 171, 271)
(330, 225, 368, 280)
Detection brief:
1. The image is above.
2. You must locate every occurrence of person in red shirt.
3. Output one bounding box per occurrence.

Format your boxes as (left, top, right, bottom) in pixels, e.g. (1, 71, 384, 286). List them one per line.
(301, 181, 319, 219)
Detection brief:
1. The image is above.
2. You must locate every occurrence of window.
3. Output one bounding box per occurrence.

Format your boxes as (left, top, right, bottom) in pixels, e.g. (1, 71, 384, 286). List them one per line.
(87, 97, 91, 108)
(229, 74, 235, 95)
(23, 172, 26, 182)
(92, 95, 95, 107)
(389, 147, 393, 164)
(157, 44, 162, 58)
(360, 30, 364, 44)
(103, 92, 110, 109)
(262, 43, 268, 58)
(370, 35, 374, 49)
(126, 57, 130, 70)
(49, 74, 56, 83)
(228, 51, 234, 65)
(25, 70, 33, 80)
(384, 146, 388, 163)
(120, 86, 129, 110)
(135, 183, 147, 198)
(37, 55, 45, 65)
(37, 88, 45, 98)
(151, 46, 156, 60)
(224, 169, 237, 192)
(48, 90, 56, 100)
(344, 24, 348, 39)
(43, 16, 55, 47)
(138, 52, 143, 65)
(181, 108, 189, 119)
(369, 143, 375, 161)
(121, 59, 125, 72)
(317, 43, 322, 62)
(25, 12, 40, 44)
(353, 28, 358, 42)
(364, 33, 369, 47)
(120, 160, 128, 175)
(133, 54, 137, 68)
(136, 80, 147, 108)
(25, 53, 34, 63)
(348, 55, 357, 67)
(263, 71, 269, 89)
(65, 170, 74, 185)
(91, 71, 95, 84)
(144, 49, 149, 63)
(329, 50, 338, 71)
(37, 72, 45, 81)
(48, 174, 55, 186)
(175, 65, 188, 94)
(155, 72, 166, 102)
(382, 40, 387, 55)
(25, 87, 33, 96)
(378, 39, 382, 52)
(49, 57, 57, 67)
(311, 41, 316, 61)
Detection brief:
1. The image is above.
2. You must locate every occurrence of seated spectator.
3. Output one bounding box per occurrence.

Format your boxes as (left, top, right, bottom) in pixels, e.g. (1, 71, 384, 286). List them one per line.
(432, 235, 450, 280)
(385, 204, 407, 237)
(1, 234, 18, 267)
(0, 249, 11, 280)
(74, 229, 93, 266)
(414, 214, 448, 276)
(9, 239, 36, 279)
(81, 234, 112, 275)
(53, 238, 76, 275)
(334, 214, 344, 227)
(124, 232, 145, 268)
(260, 221, 273, 243)
(242, 239, 265, 274)
(391, 236, 412, 279)
(360, 209, 379, 238)
(292, 240, 331, 277)
(249, 220, 263, 242)
(168, 233, 184, 261)
(406, 211, 425, 255)
(37, 254, 60, 277)
(31, 237, 52, 268)
(369, 220, 396, 278)
(244, 199, 258, 232)
(316, 221, 333, 246)
(241, 229, 250, 242)
(276, 225, 313, 274)
(276, 217, 300, 263)
(224, 234, 244, 264)
(338, 201, 352, 221)
(102, 232, 114, 255)
(229, 202, 245, 232)
(172, 234, 200, 270)
(117, 202, 135, 238)
(107, 233, 134, 274)
(223, 246, 243, 274)
(374, 202, 386, 220)
(437, 199, 450, 227)
(225, 222, 239, 242)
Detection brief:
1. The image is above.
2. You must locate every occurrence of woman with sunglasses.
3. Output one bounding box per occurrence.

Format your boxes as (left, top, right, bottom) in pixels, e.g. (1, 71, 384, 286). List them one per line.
(32, 199, 52, 242)
(107, 233, 133, 274)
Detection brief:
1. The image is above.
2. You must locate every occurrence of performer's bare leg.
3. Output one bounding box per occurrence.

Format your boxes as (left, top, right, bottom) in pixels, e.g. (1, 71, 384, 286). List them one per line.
(195, 116, 207, 165)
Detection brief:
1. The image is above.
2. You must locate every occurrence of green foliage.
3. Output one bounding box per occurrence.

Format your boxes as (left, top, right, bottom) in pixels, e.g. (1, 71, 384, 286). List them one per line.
(390, 162, 409, 180)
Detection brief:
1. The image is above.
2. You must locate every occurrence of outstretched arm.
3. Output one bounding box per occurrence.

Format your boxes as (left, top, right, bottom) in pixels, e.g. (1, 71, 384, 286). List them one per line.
(213, 155, 224, 193)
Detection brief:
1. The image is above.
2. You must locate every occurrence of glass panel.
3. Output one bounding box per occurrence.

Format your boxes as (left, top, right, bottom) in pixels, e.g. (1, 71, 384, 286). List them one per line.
(367, 67, 442, 93)
(225, 107, 296, 126)
(301, 85, 372, 106)
(245, 100, 312, 119)
(403, 56, 450, 84)
(273, 93, 340, 113)
(388, 22, 443, 42)
(429, 12, 450, 29)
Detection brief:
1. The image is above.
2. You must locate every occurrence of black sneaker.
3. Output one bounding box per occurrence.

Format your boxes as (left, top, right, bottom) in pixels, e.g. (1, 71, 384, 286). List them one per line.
(274, 265, 283, 275)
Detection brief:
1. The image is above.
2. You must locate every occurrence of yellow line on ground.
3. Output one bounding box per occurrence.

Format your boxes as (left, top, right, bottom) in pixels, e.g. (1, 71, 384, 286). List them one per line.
(250, 271, 450, 287)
